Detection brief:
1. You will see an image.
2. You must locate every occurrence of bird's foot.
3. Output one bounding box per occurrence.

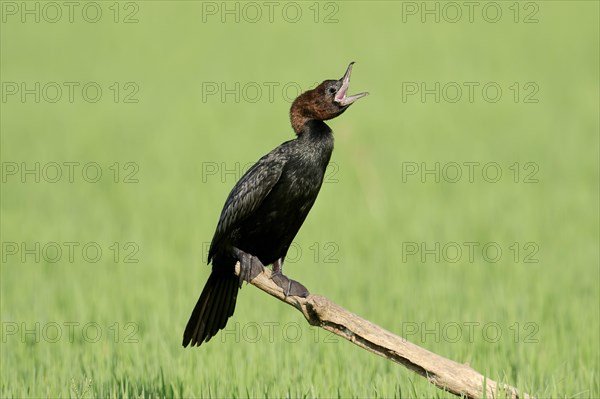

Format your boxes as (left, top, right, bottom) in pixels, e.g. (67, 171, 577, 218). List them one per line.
(232, 247, 264, 286)
(271, 272, 310, 298)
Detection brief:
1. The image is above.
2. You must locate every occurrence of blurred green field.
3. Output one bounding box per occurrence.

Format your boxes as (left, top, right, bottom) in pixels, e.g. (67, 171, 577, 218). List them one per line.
(1, 1, 598, 398)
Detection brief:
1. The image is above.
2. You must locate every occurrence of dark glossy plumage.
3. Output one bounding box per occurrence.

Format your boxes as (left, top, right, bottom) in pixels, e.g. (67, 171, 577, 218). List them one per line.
(209, 121, 333, 268)
(183, 63, 368, 347)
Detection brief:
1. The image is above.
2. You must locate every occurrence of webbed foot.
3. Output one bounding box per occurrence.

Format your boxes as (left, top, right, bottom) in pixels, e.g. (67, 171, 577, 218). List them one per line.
(271, 271, 309, 298)
(232, 247, 263, 285)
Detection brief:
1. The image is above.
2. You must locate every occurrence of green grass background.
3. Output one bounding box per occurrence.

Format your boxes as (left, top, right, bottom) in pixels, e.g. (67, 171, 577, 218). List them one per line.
(1, 1, 598, 398)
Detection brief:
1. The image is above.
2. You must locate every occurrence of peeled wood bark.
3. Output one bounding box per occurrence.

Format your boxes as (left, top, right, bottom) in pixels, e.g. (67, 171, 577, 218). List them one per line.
(234, 263, 529, 399)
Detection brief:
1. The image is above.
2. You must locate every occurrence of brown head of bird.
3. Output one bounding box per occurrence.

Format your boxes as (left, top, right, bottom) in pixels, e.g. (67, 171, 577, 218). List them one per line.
(290, 62, 369, 134)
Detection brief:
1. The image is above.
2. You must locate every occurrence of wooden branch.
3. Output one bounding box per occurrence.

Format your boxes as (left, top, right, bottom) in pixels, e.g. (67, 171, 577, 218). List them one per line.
(234, 263, 529, 399)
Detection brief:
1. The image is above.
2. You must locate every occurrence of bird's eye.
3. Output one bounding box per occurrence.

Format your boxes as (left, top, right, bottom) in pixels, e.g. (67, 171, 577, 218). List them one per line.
(328, 87, 336, 95)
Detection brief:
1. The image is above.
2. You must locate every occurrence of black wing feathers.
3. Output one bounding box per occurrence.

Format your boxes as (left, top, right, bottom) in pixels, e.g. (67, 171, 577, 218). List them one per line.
(208, 153, 286, 262)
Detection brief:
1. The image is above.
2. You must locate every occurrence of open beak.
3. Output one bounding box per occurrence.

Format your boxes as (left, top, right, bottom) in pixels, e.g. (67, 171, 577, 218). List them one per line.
(334, 62, 369, 106)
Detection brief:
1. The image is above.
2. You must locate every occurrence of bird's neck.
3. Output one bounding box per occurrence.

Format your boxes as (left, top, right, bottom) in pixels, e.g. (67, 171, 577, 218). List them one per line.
(298, 119, 332, 137)
(295, 120, 334, 168)
(290, 93, 314, 134)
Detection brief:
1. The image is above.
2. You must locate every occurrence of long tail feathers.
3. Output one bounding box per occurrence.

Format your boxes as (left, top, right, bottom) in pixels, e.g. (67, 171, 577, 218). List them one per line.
(182, 271, 239, 347)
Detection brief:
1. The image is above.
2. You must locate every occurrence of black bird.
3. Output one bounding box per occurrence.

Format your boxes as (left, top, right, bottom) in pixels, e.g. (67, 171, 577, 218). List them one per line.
(183, 63, 368, 347)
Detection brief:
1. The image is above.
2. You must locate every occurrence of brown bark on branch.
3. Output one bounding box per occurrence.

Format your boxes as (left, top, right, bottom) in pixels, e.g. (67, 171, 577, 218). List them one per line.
(234, 263, 529, 399)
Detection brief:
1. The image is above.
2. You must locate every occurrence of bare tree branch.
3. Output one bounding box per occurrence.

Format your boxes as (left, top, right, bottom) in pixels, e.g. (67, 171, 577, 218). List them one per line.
(235, 263, 530, 399)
